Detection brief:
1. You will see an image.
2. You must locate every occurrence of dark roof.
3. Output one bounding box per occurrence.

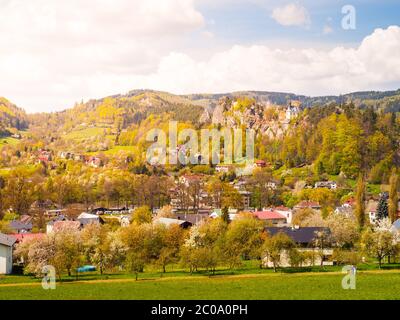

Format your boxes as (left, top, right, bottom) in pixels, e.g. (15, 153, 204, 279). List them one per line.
(0, 233, 17, 247)
(9, 220, 33, 231)
(265, 227, 331, 245)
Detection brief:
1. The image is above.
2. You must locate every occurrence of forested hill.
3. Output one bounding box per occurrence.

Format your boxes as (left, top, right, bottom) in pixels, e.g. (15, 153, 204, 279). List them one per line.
(183, 89, 400, 112)
(0, 97, 28, 136)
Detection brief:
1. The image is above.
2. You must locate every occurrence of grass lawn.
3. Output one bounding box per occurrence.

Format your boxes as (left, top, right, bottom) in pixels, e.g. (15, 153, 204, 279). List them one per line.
(1, 261, 400, 300)
(0, 271, 400, 300)
(64, 127, 111, 141)
(0, 136, 20, 147)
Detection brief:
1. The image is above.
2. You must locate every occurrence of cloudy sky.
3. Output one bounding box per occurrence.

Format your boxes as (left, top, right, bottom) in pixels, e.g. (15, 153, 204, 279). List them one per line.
(1, 0, 400, 113)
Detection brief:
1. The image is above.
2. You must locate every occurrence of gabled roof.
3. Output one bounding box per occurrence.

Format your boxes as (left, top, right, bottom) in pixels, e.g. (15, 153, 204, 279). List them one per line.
(9, 220, 33, 231)
(0, 233, 17, 247)
(265, 227, 331, 245)
(156, 218, 192, 228)
(254, 211, 286, 220)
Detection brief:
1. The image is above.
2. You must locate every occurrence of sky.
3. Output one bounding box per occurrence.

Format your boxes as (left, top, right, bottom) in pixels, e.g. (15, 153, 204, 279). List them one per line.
(0, 0, 399, 113)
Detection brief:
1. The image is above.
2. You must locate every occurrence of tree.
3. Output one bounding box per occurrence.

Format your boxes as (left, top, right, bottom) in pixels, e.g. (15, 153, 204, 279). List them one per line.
(132, 206, 153, 225)
(389, 171, 399, 223)
(376, 192, 389, 221)
(361, 229, 395, 268)
(221, 207, 230, 224)
(355, 175, 366, 228)
(126, 252, 145, 281)
(263, 232, 295, 272)
(81, 224, 112, 275)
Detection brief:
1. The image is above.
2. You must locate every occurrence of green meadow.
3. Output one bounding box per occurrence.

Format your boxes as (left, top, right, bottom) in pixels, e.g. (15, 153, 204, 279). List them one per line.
(0, 269, 399, 300)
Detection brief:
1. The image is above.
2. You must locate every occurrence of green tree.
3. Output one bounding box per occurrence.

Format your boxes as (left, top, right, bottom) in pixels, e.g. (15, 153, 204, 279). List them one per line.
(376, 192, 389, 221)
(355, 175, 366, 229)
(389, 171, 399, 223)
(361, 229, 395, 268)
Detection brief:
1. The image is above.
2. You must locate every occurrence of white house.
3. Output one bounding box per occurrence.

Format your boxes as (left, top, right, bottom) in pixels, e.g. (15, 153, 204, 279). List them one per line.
(275, 206, 293, 224)
(0, 233, 16, 274)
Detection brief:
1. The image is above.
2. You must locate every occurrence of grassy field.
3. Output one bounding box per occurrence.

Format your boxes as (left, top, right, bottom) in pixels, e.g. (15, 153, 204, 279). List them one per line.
(0, 136, 20, 147)
(0, 271, 399, 300)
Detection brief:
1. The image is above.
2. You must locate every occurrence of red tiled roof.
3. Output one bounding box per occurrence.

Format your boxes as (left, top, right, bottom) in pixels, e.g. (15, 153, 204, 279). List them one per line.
(11, 233, 45, 243)
(253, 211, 286, 220)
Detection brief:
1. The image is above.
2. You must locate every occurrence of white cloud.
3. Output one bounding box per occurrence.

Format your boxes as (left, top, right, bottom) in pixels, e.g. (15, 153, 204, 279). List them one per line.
(126, 26, 400, 97)
(0, 0, 205, 112)
(271, 3, 311, 27)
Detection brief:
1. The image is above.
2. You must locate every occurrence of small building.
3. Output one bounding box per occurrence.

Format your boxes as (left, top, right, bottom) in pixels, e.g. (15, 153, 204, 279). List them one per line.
(210, 209, 238, 221)
(315, 181, 337, 190)
(86, 156, 103, 168)
(77, 213, 104, 227)
(155, 218, 193, 229)
(253, 210, 287, 225)
(263, 227, 333, 268)
(275, 206, 293, 224)
(11, 233, 45, 244)
(9, 220, 33, 234)
(255, 160, 267, 168)
(0, 233, 16, 274)
(51, 221, 81, 233)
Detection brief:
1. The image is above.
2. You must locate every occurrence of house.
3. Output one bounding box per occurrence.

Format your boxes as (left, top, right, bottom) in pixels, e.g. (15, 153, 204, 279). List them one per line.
(51, 221, 81, 233)
(253, 210, 287, 225)
(315, 181, 337, 190)
(119, 215, 132, 227)
(59, 151, 73, 159)
(74, 154, 85, 162)
(239, 190, 252, 210)
(210, 208, 239, 221)
(11, 233, 44, 244)
(175, 213, 209, 225)
(77, 213, 104, 227)
(367, 202, 378, 225)
(275, 206, 293, 224)
(285, 102, 301, 121)
(0, 233, 16, 274)
(334, 205, 354, 218)
(86, 156, 103, 168)
(155, 217, 193, 229)
(255, 160, 267, 168)
(9, 220, 33, 234)
(38, 150, 52, 163)
(294, 200, 322, 211)
(263, 227, 333, 268)
(46, 215, 69, 233)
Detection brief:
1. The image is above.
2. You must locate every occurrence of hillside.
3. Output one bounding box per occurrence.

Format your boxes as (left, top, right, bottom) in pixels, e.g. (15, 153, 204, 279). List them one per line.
(0, 97, 28, 136)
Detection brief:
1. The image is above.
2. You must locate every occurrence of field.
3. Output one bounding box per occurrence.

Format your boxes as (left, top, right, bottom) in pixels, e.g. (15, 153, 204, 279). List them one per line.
(0, 269, 399, 300)
(0, 136, 20, 147)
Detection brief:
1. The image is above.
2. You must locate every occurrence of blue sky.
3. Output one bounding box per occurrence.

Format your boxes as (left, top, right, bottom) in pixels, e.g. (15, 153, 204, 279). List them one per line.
(197, 0, 400, 46)
(0, 0, 399, 112)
